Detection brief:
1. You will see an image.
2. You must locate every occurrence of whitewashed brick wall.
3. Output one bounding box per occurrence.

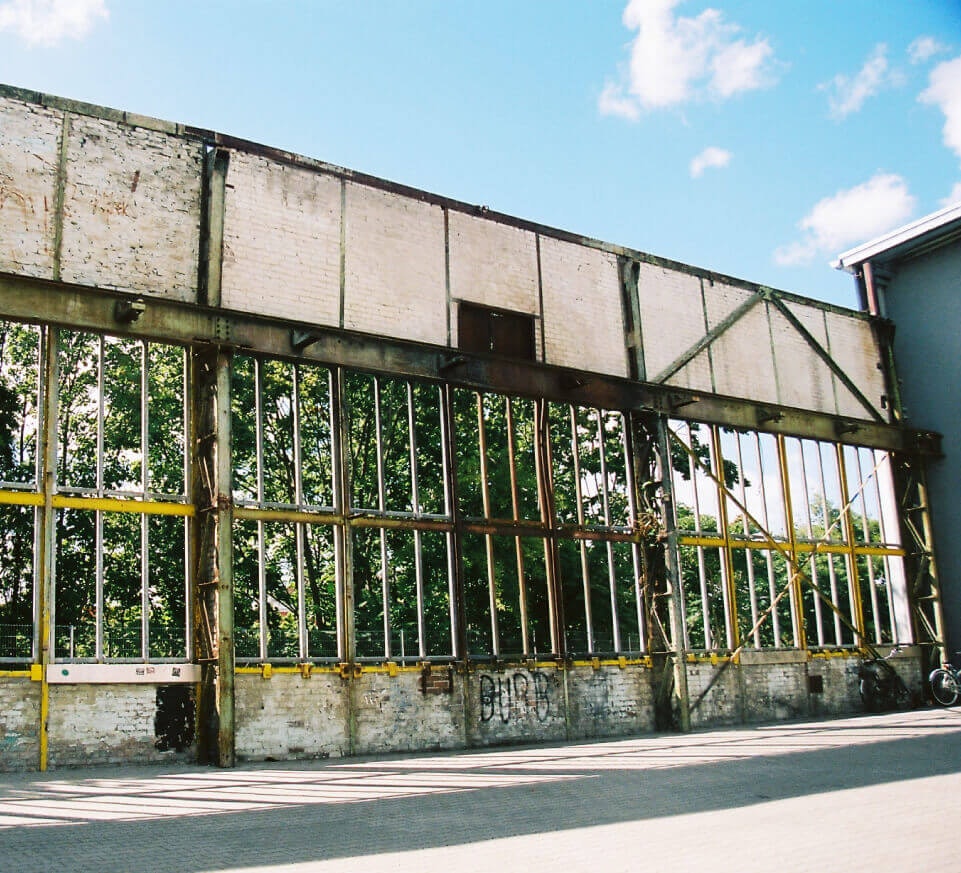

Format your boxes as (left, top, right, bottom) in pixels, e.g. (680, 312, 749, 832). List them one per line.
(344, 183, 447, 345)
(775, 302, 837, 413)
(824, 311, 886, 418)
(0, 98, 61, 280)
(235, 673, 349, 761)
(46, 684, 187, 767)
(703, 281, 778, 404)
(222, 151, 342, 325)
(449, 211, 540, 318)
(636, 261, 713, 391)
(60, 115, 203, 301)
(0, 680, 39, 771)
(540, 237, 627, 377)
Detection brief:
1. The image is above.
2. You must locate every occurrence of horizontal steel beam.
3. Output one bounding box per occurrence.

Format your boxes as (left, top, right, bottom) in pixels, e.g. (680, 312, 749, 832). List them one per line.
(0, 272, 940, 456)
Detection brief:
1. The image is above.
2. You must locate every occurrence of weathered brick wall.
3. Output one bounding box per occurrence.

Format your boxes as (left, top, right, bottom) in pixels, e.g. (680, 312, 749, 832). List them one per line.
(59, 115, 203, 300)
(46, 684, 195, 768)
(565, 665, 656, 739)
(449, 211, 540, 316)
(221, 151, 342, 324)
(343, 183, 448, 345)
(636, 262, 713, 390)
(0, 95, 203, 300)
(685, 650, 923, 729)
(0, 90, 888, 418)
(235, 672, 350, 761)
(0, 97, 62, 280)
(352, 669, 463, 755)
(466, 667, 569, 747)
(0, 679, 40, 772)
(540, 237, 627, 377)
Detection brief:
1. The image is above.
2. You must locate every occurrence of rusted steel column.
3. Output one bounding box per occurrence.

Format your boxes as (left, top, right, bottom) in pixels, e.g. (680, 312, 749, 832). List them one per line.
(641, 412, 690, 731)
(192, 345, 235, 767)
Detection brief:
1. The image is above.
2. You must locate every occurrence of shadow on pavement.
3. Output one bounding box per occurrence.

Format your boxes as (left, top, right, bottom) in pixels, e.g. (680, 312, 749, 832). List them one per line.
(3, 711, 961, 873)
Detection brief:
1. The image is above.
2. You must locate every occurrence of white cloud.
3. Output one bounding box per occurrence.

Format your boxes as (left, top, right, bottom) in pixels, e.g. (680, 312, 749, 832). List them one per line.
(920, 55, 961, 164)
(599, 0, 777, 118)
(598, 82, 640, 121)
(909, 36, 947, 65)
(690, 146, 731, 178)
(941, 182, 961, 207)
(822, 44, 892, 120)
(774, 174, 916, 266)
(0, 0, 107, 47)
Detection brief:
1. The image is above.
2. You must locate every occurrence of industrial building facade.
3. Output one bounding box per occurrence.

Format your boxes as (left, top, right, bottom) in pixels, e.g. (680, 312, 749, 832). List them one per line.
(0, 85, 944, 770)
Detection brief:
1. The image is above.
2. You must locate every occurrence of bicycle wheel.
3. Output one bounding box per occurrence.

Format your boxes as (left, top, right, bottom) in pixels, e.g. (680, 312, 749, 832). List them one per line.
(929, 668, 959, 706)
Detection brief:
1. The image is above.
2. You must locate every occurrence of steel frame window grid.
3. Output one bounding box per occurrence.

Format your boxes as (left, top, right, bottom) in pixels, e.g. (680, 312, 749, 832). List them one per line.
(669, 419, 907, 654)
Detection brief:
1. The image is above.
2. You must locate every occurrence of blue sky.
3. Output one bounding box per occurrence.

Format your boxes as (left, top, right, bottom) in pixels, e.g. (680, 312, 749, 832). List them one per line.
(2, 0, 960, 308)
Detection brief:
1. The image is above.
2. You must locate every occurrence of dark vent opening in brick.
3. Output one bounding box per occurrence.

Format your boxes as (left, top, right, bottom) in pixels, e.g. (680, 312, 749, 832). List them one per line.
(458, 303, 535, 360)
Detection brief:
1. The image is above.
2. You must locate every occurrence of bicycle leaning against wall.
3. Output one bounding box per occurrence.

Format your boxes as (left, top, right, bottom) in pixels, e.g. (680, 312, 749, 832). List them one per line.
(929, 654, 961, 706)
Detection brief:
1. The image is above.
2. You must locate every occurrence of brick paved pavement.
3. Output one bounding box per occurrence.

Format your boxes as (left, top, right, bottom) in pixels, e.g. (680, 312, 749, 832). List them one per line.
(2, 707, 960, 873)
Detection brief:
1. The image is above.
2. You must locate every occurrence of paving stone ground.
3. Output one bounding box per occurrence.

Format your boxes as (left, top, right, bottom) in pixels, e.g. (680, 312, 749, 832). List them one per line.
(2, 707, 960, 873)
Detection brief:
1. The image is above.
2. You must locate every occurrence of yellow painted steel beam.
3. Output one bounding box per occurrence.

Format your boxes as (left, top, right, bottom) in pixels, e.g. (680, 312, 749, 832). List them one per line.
(50, 495, 194, 516)
(0, 491, 42, 506)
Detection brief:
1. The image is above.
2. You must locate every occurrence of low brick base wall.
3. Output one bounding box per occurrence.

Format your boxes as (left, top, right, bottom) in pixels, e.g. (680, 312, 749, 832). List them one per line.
(0, 649, 925, 770)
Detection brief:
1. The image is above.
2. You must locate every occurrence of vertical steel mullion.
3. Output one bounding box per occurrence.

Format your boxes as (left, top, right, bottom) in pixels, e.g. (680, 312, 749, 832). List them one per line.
(798, 442, 825, 647)
(30, 326, 43, 664)
(95, 336, 104, 660)
(373, 378, 390, 660)
(254, 361, 268, 661)
(854, 448, 882, 641)
(687, 425, 710, 647)
(330, 369, 351, 661)
(874, 451, 899, 639)
(837, 445, 866, 646)
(476, 393, 499, 657)
(754, 432, 782, 647)
(815, 443, 843, 644)
(182, 348, 192, 660)
(708, 426, 736, 650)
(141, 342, 149, 661)
(596, 410, 621, 652)
(686, 425, 712, 649)
(438, 385, 458, 658)
(535, 400, 560, 656)
(407, 383, 426, 659)
(734, 433, 760, 648)
(569, 407, 594, 653)
(776, 435, 804, 649)
(622, 414, 646, 653)
(37, 326, 58, 769)
(505, 398, 529, 655)
(292, 366, 307, 660)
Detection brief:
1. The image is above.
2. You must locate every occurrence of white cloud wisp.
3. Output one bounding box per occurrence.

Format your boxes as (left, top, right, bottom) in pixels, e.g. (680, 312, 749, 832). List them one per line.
(690, 146, 731, 178)
(599, 0, 777, 119)
(909, 36, 947, 66)
(821, 44, 893, 120)
(0, 0, 107, 47)
(920, 55, 961, 165)
(774, 174, 916, 266)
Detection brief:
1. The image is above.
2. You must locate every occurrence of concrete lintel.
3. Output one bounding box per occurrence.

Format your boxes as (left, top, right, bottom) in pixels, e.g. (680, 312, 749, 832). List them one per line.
(47, 663, 201, 684)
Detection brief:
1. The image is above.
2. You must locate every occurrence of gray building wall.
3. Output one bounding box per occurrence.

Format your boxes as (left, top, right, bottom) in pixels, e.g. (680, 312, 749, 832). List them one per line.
(881, 243, 961, 651)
